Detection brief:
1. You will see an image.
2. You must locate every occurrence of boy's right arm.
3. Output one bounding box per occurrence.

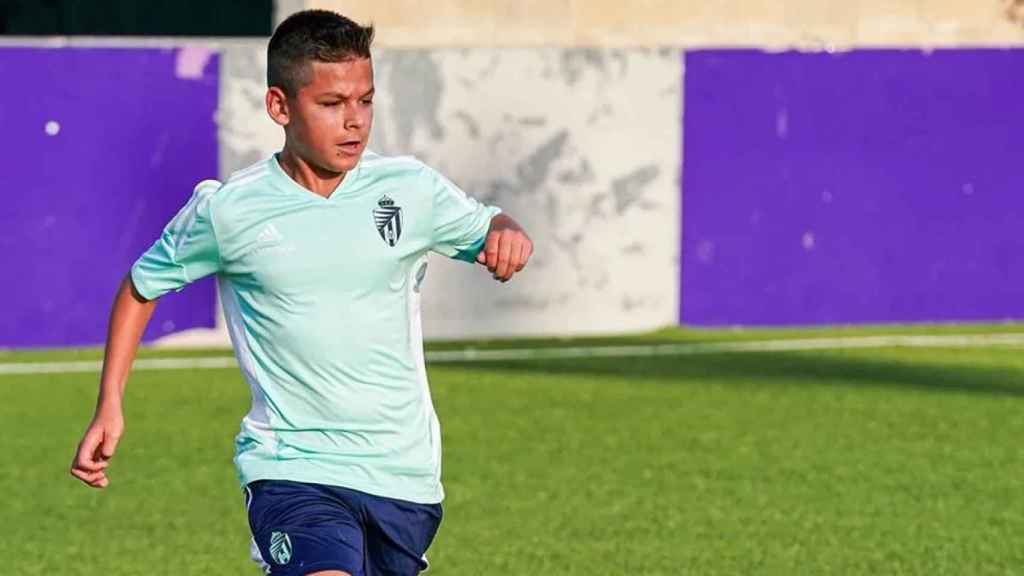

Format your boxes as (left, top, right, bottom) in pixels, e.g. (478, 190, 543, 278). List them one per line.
(70, 275, 157, 489)
(70, 180, 222, 488)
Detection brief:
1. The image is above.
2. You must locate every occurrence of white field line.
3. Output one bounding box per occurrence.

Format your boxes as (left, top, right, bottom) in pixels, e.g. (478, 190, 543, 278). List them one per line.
(3, 333, 1024, 376)
(0, 356, 239, 375)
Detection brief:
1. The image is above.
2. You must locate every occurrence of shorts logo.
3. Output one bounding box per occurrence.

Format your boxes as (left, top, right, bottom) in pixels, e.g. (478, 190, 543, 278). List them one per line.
(269, 531, 292, 565)
(373, 195, 403, 247)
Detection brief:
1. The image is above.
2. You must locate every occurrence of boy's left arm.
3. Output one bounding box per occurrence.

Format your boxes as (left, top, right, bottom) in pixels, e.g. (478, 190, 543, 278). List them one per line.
(476, 213, 532, 282)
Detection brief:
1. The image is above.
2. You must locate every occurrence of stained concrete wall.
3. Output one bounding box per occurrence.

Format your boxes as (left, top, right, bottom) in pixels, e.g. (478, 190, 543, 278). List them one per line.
(295, 0, 1024, 48)
(220, 43, 681, 338)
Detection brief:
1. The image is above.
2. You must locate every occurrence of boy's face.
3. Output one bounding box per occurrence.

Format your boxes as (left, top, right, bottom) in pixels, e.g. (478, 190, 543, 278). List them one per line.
(270, 57, 374, 174)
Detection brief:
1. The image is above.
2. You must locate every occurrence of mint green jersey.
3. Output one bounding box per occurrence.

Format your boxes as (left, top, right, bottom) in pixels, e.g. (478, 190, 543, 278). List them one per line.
(131, 151, 500, 504)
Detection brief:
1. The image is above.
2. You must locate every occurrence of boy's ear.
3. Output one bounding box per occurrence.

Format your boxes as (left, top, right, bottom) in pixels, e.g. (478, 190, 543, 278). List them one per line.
(266, 87, 290, 127)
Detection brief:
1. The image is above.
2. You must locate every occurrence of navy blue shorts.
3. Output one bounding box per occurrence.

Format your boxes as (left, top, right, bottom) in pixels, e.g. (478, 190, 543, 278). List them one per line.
(245, 480, 443, 576)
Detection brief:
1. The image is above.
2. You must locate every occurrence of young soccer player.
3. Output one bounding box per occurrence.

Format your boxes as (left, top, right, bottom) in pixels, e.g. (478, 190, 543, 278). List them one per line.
(70, 9, 532, 576)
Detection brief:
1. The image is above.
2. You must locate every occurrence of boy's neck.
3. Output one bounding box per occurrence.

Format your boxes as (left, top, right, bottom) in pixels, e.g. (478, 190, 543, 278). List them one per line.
(277, 147, 346, 199)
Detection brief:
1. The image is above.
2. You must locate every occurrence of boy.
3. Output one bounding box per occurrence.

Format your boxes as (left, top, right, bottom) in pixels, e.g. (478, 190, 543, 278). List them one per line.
(70, 9, 532, 576)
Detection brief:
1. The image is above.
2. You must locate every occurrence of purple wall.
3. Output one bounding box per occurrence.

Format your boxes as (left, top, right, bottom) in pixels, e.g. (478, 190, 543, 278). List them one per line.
(0, 47, 219, 348)
(681, 49, 1024, 326)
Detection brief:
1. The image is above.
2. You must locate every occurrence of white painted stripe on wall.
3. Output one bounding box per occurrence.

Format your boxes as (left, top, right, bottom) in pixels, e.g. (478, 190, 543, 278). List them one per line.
(4, 332, 1024, 376)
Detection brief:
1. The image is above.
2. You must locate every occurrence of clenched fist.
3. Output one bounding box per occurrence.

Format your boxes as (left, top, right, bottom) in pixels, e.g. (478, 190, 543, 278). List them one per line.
(476, 214, 533, 282)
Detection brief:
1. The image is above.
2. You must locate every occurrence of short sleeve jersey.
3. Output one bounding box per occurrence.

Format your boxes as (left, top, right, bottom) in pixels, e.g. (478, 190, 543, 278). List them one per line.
(131, 151, 500, 504)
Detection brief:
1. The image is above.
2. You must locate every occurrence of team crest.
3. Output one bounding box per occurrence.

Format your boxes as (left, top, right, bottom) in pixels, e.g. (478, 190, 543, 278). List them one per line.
(373, 195, 403, 247)
(269, 531, 292, 565)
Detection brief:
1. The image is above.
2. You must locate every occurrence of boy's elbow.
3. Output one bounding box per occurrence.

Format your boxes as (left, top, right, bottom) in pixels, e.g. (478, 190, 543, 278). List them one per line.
(123, 274, 154, 305)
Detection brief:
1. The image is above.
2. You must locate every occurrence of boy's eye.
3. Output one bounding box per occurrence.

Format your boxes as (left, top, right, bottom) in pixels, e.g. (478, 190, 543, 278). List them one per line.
(361, 99, 373, 105)
(321, 101, 341, 107)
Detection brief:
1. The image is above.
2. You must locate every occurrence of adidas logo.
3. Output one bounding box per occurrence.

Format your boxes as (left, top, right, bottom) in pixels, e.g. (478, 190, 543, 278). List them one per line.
(249, 222, 296, 258)
(257, 223, 284, 244)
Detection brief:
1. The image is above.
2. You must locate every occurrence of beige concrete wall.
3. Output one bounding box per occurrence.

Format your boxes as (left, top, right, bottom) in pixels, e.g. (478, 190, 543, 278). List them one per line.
(219, 43, 681, 338)
(294, 0, 1024, 47)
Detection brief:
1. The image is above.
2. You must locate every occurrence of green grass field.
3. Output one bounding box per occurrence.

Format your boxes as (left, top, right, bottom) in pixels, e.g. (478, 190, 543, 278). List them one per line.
(4, 325, 1024, 575)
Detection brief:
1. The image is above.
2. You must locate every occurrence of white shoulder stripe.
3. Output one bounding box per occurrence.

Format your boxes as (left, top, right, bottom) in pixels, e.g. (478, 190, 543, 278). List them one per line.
(360, 155, 420, 169)
(229, 159, 272, 180)
(227, 164, 269, 181)
(194, 179, 222, 197)
(171, 186, 219, 255)
(166, 180, 222, 240)
(224, 167, 270, 190)
(361, 154, 416, 164)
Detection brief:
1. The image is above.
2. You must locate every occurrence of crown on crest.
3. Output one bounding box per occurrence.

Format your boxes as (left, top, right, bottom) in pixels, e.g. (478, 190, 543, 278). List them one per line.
(378, 195, 395, 207)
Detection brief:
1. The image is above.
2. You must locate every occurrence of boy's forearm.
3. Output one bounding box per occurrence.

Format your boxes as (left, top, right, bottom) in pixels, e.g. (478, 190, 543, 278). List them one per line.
(96, 275, 157, 411)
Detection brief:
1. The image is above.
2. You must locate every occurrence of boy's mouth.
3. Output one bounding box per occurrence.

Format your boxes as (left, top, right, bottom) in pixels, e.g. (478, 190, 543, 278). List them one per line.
(339, 140, 362, 154)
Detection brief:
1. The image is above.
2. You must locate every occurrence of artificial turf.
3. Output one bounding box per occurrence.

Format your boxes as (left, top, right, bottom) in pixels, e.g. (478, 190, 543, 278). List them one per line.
(3, 325, 1023, 575)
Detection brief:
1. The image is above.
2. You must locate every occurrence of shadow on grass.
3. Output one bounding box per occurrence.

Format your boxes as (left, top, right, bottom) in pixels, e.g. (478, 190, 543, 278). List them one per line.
(438, 351, 1024, 398)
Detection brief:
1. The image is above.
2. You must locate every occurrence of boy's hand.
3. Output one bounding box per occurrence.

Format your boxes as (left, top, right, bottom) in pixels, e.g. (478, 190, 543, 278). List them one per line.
(70, 406, 124, 489)
(477, 214, 533, 282)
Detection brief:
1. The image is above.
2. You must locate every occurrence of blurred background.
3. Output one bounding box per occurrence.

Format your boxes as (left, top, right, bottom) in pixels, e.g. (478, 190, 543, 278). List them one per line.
(3, 0, 1021, 348)
(3, 2, 1024, 575)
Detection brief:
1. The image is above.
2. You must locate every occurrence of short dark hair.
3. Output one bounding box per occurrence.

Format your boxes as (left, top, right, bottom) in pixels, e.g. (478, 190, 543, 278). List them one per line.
(267, 10, 374, 95)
